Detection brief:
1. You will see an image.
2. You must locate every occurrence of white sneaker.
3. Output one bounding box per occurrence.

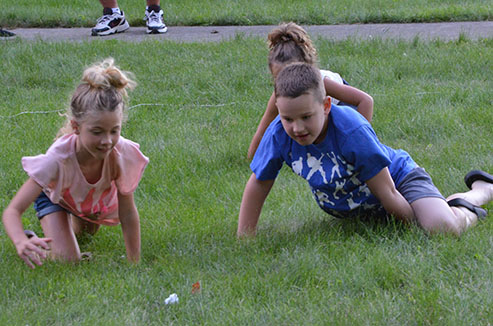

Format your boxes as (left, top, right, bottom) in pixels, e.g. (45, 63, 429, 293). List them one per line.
(145, 9, 168, 34)
(91, 9, 130, 36)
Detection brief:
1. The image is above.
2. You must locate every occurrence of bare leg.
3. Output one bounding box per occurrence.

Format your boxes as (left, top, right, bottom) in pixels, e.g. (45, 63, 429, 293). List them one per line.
(412, 180, 493, 235)
(99, 0, 118, 8)
(411, 198, 464, 235)
(40, 211, 81, 262)
(147, 0, 160, 6)
(71, 215, 100, 236)
(446, 180, 493, 207)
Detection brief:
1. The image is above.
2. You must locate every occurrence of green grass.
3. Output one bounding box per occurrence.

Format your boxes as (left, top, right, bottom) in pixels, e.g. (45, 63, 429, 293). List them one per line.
(0, 0, 491, 28)
(1, 37, 492, 325)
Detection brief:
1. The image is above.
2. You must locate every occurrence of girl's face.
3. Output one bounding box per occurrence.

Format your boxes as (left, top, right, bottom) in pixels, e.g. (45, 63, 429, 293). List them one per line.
(74, 109, 123, 163)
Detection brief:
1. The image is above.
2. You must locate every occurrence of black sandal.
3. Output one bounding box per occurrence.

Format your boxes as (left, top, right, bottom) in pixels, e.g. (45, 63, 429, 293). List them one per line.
(24, 230, 38, 239)
(448, 198, 487, 220)
(464, 170, 493, 189)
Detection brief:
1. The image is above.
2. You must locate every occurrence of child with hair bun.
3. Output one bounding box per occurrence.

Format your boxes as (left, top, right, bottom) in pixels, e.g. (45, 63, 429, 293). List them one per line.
(247, 22, 374, 159)
(238, 63, 493, 237)
(2, 58, 149, 268)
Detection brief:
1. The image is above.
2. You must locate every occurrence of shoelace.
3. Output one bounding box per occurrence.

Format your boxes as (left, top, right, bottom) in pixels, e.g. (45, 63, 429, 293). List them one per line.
(147, 11, 162, 25)
(96, 14, 115, 25)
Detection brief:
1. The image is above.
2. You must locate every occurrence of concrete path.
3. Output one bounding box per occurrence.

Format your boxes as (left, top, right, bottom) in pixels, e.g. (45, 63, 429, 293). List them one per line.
(8, 21, 493, 43)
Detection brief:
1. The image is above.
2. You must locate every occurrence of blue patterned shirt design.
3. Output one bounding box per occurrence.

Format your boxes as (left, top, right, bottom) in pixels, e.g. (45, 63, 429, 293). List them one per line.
(251, 105, 416, 218)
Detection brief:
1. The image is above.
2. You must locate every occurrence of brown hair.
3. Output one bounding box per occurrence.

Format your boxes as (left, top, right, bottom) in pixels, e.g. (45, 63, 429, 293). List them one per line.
(267, 22, 317, 74)
(57, 58, 136, 137)
(274, 63, 325, 103)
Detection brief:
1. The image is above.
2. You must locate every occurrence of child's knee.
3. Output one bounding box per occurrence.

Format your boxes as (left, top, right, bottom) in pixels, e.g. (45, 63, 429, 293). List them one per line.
(48, 245, 81, 262)
(411, 197, 464, 235)
(417, 211, 462, 235)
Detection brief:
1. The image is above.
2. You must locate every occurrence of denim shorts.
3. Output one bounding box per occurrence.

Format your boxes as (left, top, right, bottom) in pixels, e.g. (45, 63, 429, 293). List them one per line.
(396, 167, 446, 204)
(33, 192, 68, 220)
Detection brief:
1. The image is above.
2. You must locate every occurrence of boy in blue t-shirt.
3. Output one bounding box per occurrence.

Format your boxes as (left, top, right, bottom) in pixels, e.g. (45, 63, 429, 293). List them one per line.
(238, 63, 492, 236)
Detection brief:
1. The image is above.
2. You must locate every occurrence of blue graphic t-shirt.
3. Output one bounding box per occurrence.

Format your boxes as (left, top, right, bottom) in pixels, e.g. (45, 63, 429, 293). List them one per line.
(250, 105, 417, 218)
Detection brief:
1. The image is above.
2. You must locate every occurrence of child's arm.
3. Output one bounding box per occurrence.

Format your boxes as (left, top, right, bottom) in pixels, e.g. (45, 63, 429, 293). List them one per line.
(366, 168, 415, 222)
(237, 173, 275, 237)
(247, 92, 278, 160)
(324, 78, 374, 123)
(2, 178, 52, 269)
(118, 192, 141, 263)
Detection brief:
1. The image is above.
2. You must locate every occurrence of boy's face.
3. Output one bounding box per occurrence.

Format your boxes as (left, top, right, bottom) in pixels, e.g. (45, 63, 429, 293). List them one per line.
(276, 92, 331, 146)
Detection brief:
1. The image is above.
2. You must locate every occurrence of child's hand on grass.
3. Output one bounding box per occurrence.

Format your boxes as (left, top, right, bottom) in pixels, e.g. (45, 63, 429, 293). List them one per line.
(16, 236, 52, 269)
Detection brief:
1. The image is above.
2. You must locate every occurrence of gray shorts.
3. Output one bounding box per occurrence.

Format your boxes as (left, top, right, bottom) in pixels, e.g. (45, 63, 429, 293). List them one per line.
(396, 167, 446, 204)
(324, 167, 446, 219)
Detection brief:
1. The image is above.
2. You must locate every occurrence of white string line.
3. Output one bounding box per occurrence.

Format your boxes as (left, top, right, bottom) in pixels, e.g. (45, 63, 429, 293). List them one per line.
(0, 109, 65, 119)
(0, 102, 237, 119)
(197, 102, 236, 107)
(370, 91, 442, 96)
(128, 103, 166, 110)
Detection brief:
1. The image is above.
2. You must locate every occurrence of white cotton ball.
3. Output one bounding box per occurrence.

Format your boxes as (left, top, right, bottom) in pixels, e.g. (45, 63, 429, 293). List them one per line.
(164, 293, 179, 305)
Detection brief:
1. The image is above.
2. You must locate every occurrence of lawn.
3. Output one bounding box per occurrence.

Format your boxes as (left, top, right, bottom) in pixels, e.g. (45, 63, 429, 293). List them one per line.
(0, 35, 492, 324)
(0, 0, 491, 28)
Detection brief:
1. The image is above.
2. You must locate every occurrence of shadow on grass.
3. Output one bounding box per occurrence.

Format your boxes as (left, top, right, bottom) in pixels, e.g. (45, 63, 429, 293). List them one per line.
(258, 211, 419, 244)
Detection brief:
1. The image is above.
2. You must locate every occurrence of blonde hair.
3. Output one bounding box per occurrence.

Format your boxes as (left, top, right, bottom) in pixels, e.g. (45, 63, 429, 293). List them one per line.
(267, 22, 318, 74)
(57, 58, 136, 137)
(275, 63, 325, 103)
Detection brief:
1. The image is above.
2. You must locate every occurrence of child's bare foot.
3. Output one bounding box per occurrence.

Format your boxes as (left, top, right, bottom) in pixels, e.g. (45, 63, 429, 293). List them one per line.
(464, 170, 493, 189)
(447, 170, 493, 206)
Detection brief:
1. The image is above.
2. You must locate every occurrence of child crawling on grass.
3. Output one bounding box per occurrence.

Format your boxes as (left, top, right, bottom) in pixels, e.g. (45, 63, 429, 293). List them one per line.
(2, 58, 149, 268)
(247, 22, 373, 160)
(238, 62, 492, 236)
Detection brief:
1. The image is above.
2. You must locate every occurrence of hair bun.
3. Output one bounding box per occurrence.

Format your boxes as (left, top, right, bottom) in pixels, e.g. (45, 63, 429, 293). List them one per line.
(104, 67, 129, 89)
(268, 22, 309, 50)
(280, 34, 292, 42)
(267, 22, 317, 67)
(82, 58, 135, 91)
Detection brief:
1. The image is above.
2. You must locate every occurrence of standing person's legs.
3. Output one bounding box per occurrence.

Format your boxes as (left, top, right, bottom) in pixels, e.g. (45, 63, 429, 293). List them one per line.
(91, 0, 129, 36)
(99, 0, 118, 7)
(145, 0, 167, 34)
(147, 0, 159, 6)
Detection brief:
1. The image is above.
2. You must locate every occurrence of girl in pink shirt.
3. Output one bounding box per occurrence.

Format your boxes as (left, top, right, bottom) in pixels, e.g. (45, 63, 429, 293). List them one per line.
(2, 58, 149, 268)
